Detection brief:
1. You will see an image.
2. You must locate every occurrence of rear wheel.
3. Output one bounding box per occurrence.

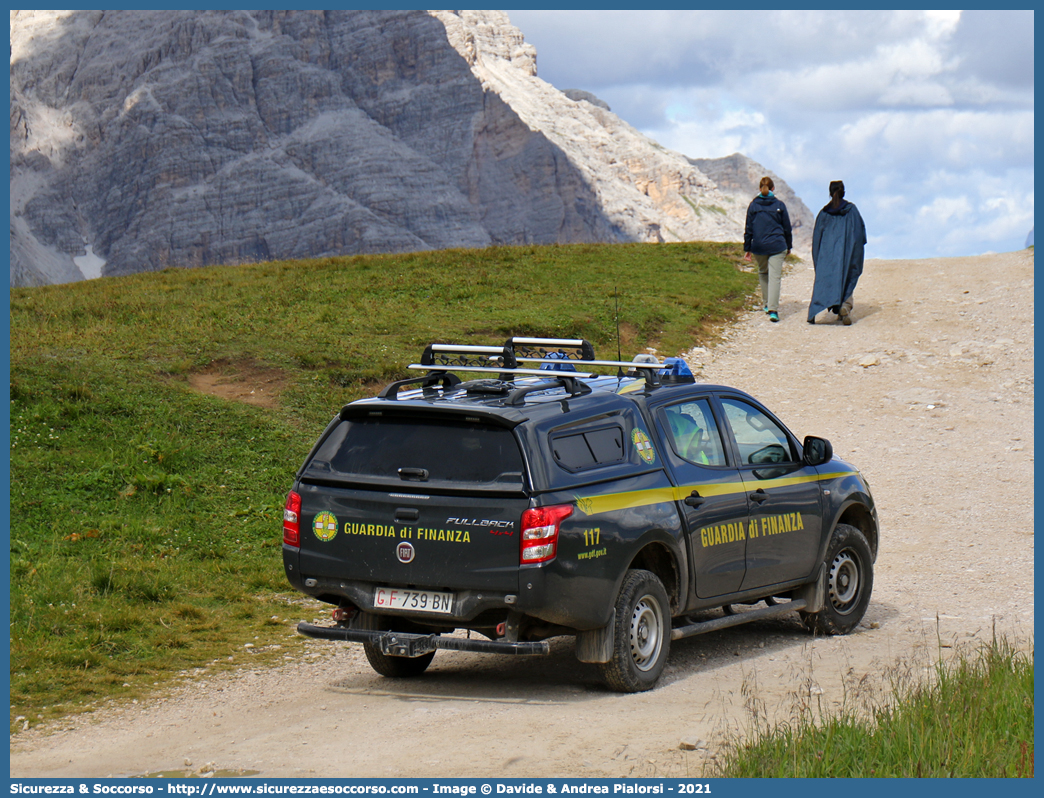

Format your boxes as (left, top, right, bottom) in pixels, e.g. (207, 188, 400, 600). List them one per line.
(802, 524, 873, 635)
(358, 612, 436, 678)
(598, 570, 671, 693)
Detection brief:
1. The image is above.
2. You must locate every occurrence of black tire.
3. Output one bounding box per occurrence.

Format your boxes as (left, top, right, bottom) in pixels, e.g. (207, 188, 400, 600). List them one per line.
(598, 570, 671, 693)
(358, 612, 436, 678)
(802, 524, 874, 635)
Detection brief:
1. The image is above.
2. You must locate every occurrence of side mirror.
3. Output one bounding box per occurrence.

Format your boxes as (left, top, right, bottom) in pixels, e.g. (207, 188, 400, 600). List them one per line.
(803, 435, 833, 467)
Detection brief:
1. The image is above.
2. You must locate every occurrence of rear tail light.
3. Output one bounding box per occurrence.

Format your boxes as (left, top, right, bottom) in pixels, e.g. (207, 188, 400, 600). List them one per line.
(283, 491, 302, 546)
(521, 504, 572, 564)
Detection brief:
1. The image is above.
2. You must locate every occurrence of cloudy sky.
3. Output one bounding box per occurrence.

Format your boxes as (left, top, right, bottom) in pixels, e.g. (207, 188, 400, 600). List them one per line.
(505, 9, 1034, 260)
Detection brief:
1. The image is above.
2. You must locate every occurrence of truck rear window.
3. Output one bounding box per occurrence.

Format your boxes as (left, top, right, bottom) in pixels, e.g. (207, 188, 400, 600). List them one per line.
(302, 417, 525, 487)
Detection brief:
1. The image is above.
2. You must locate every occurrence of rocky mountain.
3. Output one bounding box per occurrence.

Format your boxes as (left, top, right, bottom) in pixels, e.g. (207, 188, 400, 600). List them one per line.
(10, 10, 813, 287)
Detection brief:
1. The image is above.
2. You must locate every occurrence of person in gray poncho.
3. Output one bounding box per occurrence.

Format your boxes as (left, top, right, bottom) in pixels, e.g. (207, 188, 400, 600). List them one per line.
(807, 181, 866, 325)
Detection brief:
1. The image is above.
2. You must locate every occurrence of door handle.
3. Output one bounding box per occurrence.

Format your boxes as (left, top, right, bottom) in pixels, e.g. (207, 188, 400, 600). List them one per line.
(749, 489, 769, 504)
(684, 490, 705, 508)
(397, 467, 429, 482)
(394, 508, 420, 523)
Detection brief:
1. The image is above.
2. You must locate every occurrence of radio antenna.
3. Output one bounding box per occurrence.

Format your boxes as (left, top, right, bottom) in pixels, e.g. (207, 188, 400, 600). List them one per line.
(615, 287, 623, 379)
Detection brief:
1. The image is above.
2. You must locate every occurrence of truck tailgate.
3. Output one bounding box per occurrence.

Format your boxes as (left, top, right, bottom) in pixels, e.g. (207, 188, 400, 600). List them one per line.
(297, 481, 529, 593)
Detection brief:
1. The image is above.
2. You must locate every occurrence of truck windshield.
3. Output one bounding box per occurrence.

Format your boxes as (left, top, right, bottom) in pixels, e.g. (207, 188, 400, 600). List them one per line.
(303, 417, 526, 486)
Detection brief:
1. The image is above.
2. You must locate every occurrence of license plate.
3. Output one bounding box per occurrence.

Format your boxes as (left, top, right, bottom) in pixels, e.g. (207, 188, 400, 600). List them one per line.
(373, 586, 454, 614)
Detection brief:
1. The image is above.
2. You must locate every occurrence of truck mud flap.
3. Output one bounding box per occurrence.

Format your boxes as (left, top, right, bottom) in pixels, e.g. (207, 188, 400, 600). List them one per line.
(670, 598, 808, 641)
(297, 622, 551, 656)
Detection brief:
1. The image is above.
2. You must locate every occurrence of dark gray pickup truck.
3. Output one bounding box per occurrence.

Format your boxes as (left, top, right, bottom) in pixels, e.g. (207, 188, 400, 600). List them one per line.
(283, 337, 879, 692)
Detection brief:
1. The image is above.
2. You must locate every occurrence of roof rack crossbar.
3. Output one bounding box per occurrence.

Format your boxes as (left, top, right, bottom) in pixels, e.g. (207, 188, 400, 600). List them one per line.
(377, 372, 462, 400)
(507, 376, 592, 406)
(507, 336, 596, 361)
(515, 357, 668, 368)
(515, 357, 698, 387)
(408, 364, 595, 378)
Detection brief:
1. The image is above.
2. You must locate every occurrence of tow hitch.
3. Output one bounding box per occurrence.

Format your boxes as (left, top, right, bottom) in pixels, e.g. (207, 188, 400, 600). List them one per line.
(379, 632, 437, 658)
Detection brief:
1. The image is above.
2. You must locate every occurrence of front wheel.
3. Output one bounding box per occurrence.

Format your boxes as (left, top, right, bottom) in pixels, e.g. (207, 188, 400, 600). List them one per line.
(801, 524, 874, 635)
(358, 612, 436, 678)
(598, 570, 671, 693)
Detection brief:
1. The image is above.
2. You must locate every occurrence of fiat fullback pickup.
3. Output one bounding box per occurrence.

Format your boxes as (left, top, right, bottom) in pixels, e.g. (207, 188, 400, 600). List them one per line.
(283, 337, 879, 692)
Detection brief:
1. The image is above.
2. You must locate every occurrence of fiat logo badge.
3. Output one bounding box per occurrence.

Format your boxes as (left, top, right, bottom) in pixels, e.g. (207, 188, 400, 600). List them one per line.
(396, 542, 415, 564)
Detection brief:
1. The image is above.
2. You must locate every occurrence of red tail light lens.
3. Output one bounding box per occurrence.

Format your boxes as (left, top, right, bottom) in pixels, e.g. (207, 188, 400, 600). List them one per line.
(521, 504, 572, 564)
(283, 491, 302, 546)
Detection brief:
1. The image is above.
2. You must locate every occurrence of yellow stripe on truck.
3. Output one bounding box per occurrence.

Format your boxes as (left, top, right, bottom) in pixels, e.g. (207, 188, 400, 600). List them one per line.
(574, 471, 858, 517)
(575, 487, 678, 516)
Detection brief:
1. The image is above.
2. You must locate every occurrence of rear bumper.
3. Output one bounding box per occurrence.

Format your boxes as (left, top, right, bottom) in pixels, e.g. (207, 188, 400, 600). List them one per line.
(284, 565, 523, 624)
(297, 622, 551, 656)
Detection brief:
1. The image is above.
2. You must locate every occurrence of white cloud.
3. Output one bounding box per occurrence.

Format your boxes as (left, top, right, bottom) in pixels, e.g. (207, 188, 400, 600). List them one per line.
(864, 168, 1034, 257)
(838, 110, 1034, 168)
(923, 9, 962, 39)
(916, 195, 975, 227)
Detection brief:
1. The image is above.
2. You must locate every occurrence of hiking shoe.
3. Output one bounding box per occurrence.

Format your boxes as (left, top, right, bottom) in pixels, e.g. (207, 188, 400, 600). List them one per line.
(839, 306, 852, 326)
(768, 311, 779, 323)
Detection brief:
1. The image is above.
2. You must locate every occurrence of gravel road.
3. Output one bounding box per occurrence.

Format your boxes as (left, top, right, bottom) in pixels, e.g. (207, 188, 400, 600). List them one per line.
(10, 250, 1034, 779)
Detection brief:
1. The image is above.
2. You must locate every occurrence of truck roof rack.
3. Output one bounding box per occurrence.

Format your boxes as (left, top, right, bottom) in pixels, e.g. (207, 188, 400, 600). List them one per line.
(503, 337, 692, 385)
(401, 337, 693, 400)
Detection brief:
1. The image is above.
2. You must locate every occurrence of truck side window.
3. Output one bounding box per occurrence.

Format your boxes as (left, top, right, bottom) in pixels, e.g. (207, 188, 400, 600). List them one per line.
(551, 425, 626, 472)
(662, 400, 726, 466)
(720, 398, 795, 465)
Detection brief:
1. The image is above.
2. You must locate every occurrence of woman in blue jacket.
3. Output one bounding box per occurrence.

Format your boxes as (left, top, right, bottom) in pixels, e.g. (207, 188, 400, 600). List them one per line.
(744, 176, 792, 322)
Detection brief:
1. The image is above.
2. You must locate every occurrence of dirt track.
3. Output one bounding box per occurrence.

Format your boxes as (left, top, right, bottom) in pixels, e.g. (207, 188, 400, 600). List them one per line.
(10, 250, 1034, 778)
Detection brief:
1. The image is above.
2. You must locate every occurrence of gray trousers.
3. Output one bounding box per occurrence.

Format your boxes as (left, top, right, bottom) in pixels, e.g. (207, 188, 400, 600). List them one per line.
(754, 251, 786, 312)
